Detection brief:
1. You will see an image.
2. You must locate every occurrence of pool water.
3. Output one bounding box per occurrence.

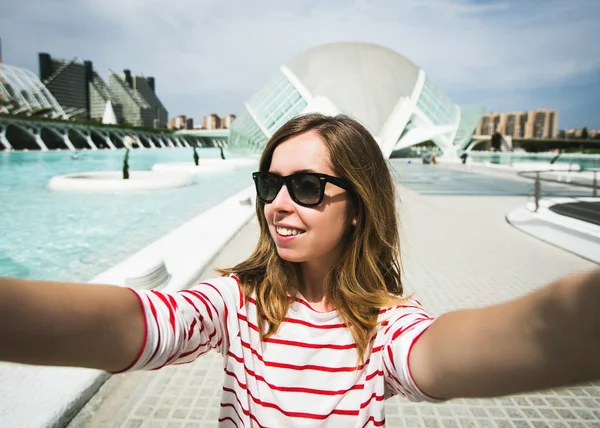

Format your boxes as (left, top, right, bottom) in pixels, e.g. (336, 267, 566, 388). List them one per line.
(0, 148, 257, 282)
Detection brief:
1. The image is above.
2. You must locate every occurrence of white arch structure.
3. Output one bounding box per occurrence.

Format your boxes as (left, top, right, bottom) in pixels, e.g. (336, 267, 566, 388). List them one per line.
(0, 63, 67, 119)
(0, 116, 223, 152)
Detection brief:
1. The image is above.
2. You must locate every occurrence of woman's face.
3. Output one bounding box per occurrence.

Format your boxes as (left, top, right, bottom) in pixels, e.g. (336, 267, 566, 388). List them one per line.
(264, 131, 355, 271)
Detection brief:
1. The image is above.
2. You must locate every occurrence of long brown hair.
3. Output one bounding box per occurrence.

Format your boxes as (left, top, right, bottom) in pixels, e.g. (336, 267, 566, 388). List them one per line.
(219, 113, 404, 363)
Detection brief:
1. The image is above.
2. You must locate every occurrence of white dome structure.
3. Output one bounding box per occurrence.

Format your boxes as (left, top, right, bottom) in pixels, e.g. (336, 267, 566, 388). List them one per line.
(229, 42, 483, 158)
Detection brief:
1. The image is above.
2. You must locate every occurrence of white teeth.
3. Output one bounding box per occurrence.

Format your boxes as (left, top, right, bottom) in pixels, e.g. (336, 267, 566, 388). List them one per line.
(276, 227, 304, 236)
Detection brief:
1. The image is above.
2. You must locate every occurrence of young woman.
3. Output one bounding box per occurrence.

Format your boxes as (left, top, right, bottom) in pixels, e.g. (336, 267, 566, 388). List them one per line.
(0, 114, 599, 427)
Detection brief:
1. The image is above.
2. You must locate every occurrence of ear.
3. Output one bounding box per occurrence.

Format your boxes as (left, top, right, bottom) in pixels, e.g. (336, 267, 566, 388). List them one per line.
(351, 217, 357, 227)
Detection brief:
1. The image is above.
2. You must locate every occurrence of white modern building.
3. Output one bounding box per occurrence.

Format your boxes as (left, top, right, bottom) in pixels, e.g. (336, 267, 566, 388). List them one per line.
(0, 63, 67, 119)
(229, 42, 484, 158)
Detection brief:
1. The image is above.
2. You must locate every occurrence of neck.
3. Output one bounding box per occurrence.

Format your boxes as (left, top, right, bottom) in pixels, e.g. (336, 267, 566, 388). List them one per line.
(299, 261, 334, 312)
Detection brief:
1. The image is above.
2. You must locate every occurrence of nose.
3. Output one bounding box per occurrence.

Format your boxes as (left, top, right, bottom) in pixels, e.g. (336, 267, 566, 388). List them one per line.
(270, 182, 295, 212)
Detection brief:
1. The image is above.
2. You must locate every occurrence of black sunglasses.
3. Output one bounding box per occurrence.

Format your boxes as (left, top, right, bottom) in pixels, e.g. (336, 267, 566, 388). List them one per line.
(252, 171, 353, 207)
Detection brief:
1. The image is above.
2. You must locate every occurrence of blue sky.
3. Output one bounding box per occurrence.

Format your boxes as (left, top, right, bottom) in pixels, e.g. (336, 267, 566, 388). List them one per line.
(1, 0, 599, 129)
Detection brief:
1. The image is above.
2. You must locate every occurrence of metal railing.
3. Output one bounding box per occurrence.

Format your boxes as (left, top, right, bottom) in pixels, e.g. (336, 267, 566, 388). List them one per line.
(517, 168, 600, 212)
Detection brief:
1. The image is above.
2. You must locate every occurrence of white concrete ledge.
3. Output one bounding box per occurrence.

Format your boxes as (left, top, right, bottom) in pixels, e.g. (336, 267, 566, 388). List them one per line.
(48, 171, 193, 191)
(542, 170, 598, 184)
(506, 197, 600, 264)
(462, 160, 581, 172)
(0, 185, 257, 428)
(152, 159, 258, 175)
(511, 162, 581, 172)
(91, 185, 257, 292)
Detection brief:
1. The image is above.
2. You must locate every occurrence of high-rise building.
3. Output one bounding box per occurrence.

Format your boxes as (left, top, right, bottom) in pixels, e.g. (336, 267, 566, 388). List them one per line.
(133, 75, 168, 128)
(198, 114, 235, 129)
(170, 115, 186, 129)
(89, 70, 121, 122)
(39, 53, 94, 119)
(37, 54, 168, 127)
(475, 110, 558, 139)
(107, 69, 168, 128)
(203, 114, 221, 130)
(169, 115, 195, 130)
(221, 114, 236, 129)
(107, 70, 153, 127)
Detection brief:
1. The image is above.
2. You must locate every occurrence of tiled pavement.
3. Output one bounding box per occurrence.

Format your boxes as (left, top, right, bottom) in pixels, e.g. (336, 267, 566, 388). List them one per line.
(68, 162, 599, 428)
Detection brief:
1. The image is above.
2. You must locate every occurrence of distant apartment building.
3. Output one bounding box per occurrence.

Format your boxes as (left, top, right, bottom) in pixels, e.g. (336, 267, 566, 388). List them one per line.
(38, 53, 168, 127)
(170, 115, 186, 129)
(199, 114, 236, 129)
(476, 109, 558, 139)
(203, 114, 221, 130)
(170, 114, 236, 130)
(221, 114, 236, 129)
(560, 128, 600, 139)
(169, 115, 194, 130)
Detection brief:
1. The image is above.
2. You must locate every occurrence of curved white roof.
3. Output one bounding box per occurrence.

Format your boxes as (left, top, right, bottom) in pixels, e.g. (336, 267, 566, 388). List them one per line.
(285, 42, 420, 134)
(0, 63, 67, 119)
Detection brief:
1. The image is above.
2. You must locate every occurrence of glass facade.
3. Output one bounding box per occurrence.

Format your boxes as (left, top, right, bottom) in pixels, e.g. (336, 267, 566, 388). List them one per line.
(416, 77, 459, 128)
(453, 105, 485, 150)
(228, 109, 266, 153)
(108, 73, 153, 127)
(229, 72, 308, 154)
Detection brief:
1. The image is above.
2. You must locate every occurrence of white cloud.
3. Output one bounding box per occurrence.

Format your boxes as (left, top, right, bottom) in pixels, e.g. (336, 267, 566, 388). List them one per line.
(1, 0, 598, 124)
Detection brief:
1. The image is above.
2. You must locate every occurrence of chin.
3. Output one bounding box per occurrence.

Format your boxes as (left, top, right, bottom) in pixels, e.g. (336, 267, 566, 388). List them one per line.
(276, 247, 306, 263)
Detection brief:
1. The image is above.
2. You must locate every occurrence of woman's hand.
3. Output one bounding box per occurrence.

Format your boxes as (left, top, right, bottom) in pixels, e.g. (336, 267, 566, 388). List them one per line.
(408, 268, 600, 399)
(0, 277, 145, 372)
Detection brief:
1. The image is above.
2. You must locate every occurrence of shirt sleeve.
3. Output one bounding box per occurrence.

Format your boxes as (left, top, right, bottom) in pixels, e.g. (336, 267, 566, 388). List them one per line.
(117, 276, 241, 372)
(381, 300, 441, 402)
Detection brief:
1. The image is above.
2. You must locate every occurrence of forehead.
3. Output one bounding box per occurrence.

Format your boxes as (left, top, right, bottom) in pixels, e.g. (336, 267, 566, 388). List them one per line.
(269, 131, 333, 175)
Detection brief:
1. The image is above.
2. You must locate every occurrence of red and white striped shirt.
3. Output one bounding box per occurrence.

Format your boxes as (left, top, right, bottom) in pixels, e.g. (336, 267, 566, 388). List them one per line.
(124, 275, 438, 427)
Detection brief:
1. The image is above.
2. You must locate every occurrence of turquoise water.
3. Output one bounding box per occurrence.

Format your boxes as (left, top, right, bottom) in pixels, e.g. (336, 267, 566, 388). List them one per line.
(0, 148, 257, 282)
(467, 152, 600, 169)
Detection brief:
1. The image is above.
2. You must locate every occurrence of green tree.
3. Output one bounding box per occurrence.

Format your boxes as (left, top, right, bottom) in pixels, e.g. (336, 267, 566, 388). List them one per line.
(581, 127, 589, 139)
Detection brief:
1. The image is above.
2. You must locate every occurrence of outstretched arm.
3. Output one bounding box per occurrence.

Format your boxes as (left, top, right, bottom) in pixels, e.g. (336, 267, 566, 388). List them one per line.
(409, 268, 600, 399)
(0, 277, 144, 372)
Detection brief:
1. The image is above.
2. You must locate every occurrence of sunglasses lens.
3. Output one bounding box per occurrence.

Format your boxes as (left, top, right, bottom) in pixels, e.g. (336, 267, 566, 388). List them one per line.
(256, 173, 281, 202)
(291, 174, 322, 205)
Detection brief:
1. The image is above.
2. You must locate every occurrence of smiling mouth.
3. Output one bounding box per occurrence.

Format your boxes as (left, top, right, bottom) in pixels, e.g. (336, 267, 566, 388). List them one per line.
(275, 226, 306, 237)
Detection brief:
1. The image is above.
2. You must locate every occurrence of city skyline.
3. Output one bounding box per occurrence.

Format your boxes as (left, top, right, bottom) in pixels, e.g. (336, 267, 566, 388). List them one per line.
(2, 0, 599, 129)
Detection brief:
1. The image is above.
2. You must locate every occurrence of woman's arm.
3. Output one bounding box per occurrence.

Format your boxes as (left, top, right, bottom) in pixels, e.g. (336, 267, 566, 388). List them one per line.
(0, 277, 144, 372)
(409, 268, 600, 399)
(124, 278, 237, 371)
